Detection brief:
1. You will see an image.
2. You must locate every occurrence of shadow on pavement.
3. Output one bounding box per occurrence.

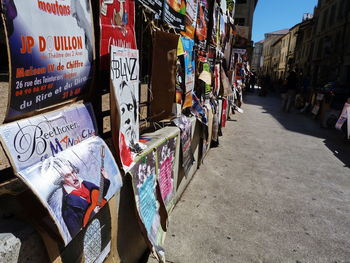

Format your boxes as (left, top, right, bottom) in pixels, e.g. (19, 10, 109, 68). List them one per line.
(243, 93, 350, 168)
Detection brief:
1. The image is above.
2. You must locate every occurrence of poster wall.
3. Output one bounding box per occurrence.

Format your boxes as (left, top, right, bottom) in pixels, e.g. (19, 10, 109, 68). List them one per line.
(4, 136, 122, 245)
(1, 0, 94, 120)
(100, 0, 136, 76)
(0, 104, 96, 171)
(181, 0, 198, 39)
(110, 46, 140, 171)
(173, 115, 194, 176)
(162, 0, 186, 31)
(129, 149, 165, 261)
(156, 136, 177, 207)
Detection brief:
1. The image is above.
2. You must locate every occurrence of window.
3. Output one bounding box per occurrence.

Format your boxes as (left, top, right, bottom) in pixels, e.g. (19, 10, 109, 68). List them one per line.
(337, 0, 345, 20)
(235, 18, 245, 26)
(322, 9, 329, 30)
(329, 4, 336, 26)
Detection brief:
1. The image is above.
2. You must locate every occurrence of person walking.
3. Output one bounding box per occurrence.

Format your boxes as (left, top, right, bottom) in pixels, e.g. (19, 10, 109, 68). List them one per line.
(283, 70, 298, 112)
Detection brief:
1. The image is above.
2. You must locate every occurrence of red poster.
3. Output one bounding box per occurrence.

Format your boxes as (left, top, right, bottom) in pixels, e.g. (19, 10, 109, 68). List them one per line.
(100, 0, 136, 72)
(221, 98, 227, 128)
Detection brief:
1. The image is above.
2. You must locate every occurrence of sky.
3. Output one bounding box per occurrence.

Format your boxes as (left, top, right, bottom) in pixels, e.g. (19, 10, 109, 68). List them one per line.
(252, 0, 318, 43)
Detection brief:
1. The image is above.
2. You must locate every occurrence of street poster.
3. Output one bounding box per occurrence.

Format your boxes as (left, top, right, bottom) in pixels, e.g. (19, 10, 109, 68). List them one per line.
(181, 37, 195, 108)
(0, 103, 96, 172)
(335, 102, 350, 139)
(219, 14, 226, 48)
(181, 0, 198, 39)
(100, 0, 136, 78)
(7, 136, 122, 246)
(213, 64, 220, 96)
(195, 0, 209, 61)
(221, 98, 227, 128)
(156, 136, 177, 208)
(210, 1, 219, 47)
(136, 0, 163, 18)
(221, 65, 232, 96)
(173, 115, 194, 176)
(1, 0, 94, 120)
(162, 0, 186, 31)
(129, 149, 165, 262)
(175, 39, 185, 108)
(191, 92, 208, 125)
(110, 46, 140, 171)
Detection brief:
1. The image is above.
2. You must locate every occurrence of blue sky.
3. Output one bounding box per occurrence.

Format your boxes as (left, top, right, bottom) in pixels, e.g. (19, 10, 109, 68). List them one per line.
(252, 0, 318, 43)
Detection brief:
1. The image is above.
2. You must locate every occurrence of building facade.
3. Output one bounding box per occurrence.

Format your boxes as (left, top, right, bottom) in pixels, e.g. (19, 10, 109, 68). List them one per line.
(262, 29, 289, 77)
(251, 40, 264, 73)
(311, 0, 350, 86)
(234, 0, 259, 41)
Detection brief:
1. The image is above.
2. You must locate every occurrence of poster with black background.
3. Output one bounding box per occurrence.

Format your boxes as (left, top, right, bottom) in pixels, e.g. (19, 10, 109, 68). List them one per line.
(162, 0, 185, 31)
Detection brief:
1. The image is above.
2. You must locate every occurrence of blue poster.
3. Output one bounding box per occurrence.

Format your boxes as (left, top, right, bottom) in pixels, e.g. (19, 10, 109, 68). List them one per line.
(1, 0, 94, 120)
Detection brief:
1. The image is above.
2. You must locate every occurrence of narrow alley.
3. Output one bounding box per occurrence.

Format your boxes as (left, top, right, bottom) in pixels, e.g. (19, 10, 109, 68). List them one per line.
(149, 93, 350, 263)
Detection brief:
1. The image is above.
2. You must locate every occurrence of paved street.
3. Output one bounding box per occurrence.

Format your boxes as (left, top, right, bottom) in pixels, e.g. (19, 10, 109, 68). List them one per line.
(149, 93, 350, 263)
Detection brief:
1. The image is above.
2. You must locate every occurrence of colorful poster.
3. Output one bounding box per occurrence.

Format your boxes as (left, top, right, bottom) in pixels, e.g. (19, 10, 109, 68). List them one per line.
(0, 104, 96, 171)
(210, 1, 219, 47)
(16, 136, 122, 245)
(136, 0, 163, 18)
(213, 64, 220, 96)
(221, 98, 227, 128)
(191, 92, 208, 125)
(221, 65, 232, 96)
(219, 14, 226, 48)
(156, 137, 177, 206)
(129, 150, 165, 261)
(173, 115, 194, 176)
(335, 103, 350, 139)
(100, 0, 136, 75)
(175, 40, 185, 106)
(162, 0, 186, 31)
(181, 37, 195, 108)
(181, 0, 198, 39)
(195, 0, 209, 61)
(1, 0, 94, 120)
(110, 46, 140, 171)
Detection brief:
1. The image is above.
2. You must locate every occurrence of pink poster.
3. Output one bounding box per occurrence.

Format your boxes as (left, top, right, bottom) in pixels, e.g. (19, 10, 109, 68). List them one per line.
(157, 137, 177, 206)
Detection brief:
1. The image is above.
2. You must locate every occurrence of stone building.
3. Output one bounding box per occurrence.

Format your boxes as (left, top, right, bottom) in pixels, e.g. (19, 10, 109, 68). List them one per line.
(294, 17, 314, 77)
(262, 29, 289, 77)
(251, 40, 264, 73)
(233, 0, 259, 41)
(311, 0, 350, 86)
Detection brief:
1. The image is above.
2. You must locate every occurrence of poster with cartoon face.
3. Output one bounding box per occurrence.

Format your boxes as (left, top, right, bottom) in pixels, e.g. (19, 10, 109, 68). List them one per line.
(110, 46, 140, 170)
(4, 136, 122, 246)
